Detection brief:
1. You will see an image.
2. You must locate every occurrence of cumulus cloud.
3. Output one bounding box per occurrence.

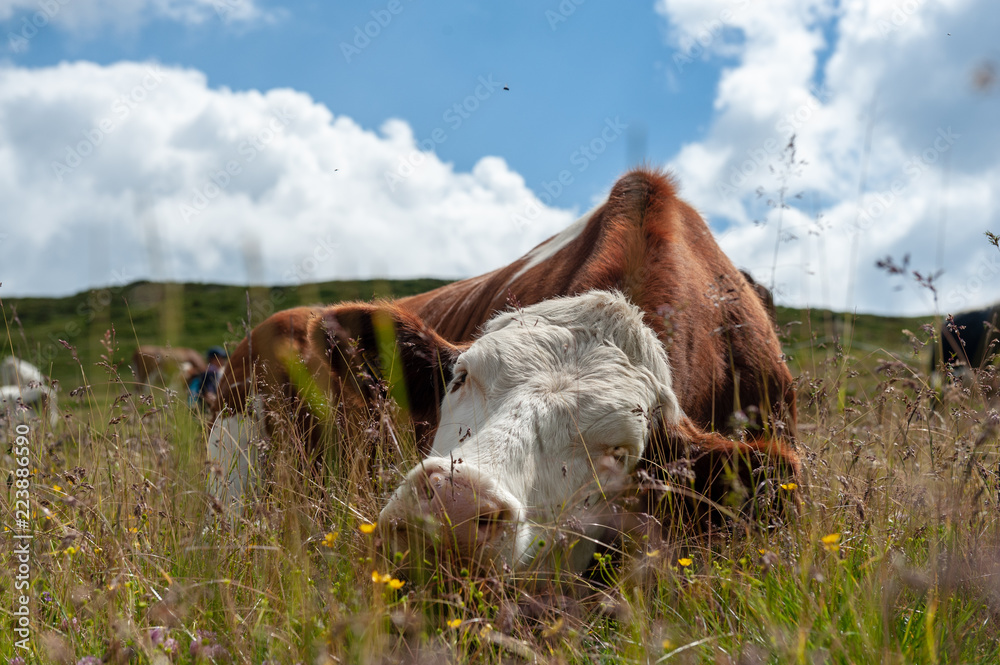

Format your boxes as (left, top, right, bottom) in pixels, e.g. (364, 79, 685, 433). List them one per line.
(1, 0, 275, 48)
(0, 61, 574, 296)
(657, 0, 1000, 315)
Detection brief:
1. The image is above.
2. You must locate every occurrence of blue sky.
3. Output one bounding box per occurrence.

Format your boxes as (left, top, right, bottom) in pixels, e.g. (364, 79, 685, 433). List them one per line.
(1, 0, 998, 315)
(7, 1, 721, 209)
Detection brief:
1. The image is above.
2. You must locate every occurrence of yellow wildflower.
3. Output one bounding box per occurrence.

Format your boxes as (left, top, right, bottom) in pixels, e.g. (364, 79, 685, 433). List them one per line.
(780, 482, 797, 491)
(322, 532, 339, 547)
(388, 579, 405, 590)
(359, 522, 376, 534)
(821, 533, 841, 552)
(678, 557, 693, 567)
(447, 619, 462, 629)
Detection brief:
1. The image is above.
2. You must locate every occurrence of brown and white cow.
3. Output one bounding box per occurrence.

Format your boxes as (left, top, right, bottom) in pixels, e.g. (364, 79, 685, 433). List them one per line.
(131, 346, 207, 393)
(210, 169, 800, 572)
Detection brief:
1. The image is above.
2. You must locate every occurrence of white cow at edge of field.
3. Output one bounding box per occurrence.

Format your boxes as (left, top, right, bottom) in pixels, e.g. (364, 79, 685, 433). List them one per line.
(0, 357, 58, 427)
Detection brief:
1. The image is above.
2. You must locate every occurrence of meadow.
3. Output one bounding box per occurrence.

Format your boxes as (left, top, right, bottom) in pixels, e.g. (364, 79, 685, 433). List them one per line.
(1, 279, 998, 664)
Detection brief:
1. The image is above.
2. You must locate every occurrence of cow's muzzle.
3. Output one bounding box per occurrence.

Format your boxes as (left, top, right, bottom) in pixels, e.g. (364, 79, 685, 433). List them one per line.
(379, 460, 523, 575)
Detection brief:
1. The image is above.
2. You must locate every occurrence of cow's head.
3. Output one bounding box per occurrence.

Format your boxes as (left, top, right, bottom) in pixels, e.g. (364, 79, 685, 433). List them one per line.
(376, 291, 680, 573)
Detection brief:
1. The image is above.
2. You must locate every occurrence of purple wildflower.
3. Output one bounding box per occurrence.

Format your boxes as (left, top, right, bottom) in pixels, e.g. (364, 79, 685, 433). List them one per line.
(189, 630, 228, 662)
(161, 637, 179, 659)
(149, 626, 167, 646)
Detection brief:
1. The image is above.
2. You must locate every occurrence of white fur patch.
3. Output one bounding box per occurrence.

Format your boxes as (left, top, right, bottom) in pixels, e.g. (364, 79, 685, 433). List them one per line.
(1, 357, 58, 426)
(207, 398, 265, 515)
(0, 356, 45, 386)
(505, 207, 594, 287)
(0, 384, 58, 427)
(383, 291, 680, 570)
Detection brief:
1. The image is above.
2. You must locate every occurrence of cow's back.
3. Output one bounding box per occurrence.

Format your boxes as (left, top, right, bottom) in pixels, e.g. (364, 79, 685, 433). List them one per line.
(398, 169, 795, 438)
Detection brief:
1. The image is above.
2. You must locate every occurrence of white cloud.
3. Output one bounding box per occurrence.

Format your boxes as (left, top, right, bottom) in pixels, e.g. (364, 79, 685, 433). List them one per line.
(0, 60, 574, 297)
(657, 0, 1000, 315)
(0, 0, 275, 47)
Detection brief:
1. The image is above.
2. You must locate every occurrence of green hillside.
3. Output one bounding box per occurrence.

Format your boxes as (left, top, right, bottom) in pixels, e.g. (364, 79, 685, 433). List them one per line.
(1, 279, 937, 391)
(0, 279, 450, 389)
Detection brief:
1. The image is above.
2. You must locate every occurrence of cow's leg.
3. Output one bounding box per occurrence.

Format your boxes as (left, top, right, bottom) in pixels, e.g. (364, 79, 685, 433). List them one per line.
(207, 398, 265, 516)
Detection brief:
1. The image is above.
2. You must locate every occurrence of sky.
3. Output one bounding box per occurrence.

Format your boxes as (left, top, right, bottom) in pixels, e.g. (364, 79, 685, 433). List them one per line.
(0, 0, 998, 315)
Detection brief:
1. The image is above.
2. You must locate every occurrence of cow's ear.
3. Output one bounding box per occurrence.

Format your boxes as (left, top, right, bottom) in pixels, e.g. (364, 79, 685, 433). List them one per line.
(309, 303, 463, 446)
(645, 416, 800, 526)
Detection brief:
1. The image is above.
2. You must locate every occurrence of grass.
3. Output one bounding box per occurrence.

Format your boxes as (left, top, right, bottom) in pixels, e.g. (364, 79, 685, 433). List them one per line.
(1, 279, 450, 392)
(1, 280, 998, 664)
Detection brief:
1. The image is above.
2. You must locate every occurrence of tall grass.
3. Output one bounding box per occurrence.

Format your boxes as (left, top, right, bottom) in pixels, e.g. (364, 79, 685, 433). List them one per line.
(1, 304, 998, 664)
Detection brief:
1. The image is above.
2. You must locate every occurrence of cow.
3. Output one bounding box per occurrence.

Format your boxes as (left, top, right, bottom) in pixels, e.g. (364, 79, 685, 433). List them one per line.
(378, 291, 797, 573)
(131, 346, 207, 393)
(0, 357, 58, 426)
(1, 356, 46, 387)
(932, 305, 1000, 376)
(210, 169, 800, 572)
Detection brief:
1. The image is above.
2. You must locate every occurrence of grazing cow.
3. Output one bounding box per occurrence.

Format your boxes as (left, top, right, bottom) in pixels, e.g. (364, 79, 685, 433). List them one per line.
(378, 291, 795, 572)
(0, 357, 58, 426)
(131, 346, 207, 393)
(932, 305, 1000, 376)
(1, 356, 46, 387)
(211, 169, 799, 571)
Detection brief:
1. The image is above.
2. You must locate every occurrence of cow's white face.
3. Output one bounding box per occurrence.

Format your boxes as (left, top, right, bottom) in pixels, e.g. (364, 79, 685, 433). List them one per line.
(380, 291, 680, 573)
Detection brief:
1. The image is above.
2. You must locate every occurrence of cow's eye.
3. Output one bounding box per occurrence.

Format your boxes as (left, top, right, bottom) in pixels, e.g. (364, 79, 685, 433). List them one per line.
(449, 368, 468, 393)
(606, 445, 634, 467)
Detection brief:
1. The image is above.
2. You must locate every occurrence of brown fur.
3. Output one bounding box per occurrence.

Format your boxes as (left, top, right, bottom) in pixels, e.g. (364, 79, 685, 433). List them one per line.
(217, 169, 800, 519)
(399, 170, 796, 441)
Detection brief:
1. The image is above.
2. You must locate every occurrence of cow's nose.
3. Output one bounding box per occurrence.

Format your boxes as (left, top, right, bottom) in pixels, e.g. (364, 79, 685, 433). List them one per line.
(380, 465, 517, 570)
